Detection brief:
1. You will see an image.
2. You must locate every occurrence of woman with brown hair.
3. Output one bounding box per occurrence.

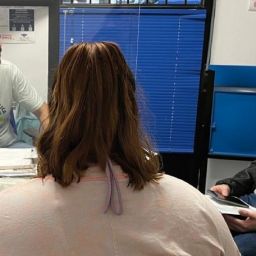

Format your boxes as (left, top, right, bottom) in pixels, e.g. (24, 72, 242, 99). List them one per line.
(0, 42, 239, 255)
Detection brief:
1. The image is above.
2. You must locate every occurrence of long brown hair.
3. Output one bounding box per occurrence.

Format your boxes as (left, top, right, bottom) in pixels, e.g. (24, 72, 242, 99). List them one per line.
(37, 42, 161, 189)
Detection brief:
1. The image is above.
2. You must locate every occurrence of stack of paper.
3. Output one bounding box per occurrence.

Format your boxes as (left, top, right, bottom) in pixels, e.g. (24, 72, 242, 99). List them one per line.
(0, 148, 37, 177)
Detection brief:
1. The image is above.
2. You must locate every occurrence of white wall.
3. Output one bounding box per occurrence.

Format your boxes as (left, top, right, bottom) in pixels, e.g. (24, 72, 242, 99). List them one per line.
(206, 159, 251, 190)
(210, 0, 256, 65)
(1, 7, 49, 101)
(206, 0, 256, 191)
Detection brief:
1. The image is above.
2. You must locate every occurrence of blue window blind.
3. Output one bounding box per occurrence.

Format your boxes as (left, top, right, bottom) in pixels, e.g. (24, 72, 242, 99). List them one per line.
(60, 8, 206, 153)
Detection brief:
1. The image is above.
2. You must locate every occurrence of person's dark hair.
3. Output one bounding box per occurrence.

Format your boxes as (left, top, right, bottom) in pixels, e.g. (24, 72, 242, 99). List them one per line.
(37, 42, 161, 189)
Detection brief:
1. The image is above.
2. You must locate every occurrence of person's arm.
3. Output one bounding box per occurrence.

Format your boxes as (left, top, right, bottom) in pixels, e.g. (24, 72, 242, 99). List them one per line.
(33, 102, 49, 130)
(214, 161, 256, 196)
(11, 62, 49, 129)
(223, 209, 256, 232)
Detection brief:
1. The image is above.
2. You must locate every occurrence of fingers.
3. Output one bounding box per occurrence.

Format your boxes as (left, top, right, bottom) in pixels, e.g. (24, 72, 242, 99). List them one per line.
(211, 184, 230, 197)
(239, 209, 256, 219)
(223, 211, 256, 232)
(223, 215, 248, 232)
(223, 214, 238, 223)
(210, 186, 220, 194)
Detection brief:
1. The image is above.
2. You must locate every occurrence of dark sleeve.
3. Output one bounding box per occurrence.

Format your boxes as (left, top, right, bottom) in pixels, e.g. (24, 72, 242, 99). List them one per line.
(216, 161, 256, 196)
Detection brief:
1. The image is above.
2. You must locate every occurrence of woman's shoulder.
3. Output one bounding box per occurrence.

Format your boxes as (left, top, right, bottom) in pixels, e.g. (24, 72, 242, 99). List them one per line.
(157, 174, 202, 196)
(149, 174, 240, 254)
(150, 174, 219, 220)
(0, 177, 54, 203)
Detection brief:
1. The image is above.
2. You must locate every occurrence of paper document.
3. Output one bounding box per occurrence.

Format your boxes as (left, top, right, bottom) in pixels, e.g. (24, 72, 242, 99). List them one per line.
(0, 169, 36, 177)
(0, 147, 37, 170)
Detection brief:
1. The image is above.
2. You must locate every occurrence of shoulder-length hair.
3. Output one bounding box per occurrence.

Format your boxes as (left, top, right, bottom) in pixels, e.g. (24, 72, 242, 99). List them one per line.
(37, 42, 161, 189)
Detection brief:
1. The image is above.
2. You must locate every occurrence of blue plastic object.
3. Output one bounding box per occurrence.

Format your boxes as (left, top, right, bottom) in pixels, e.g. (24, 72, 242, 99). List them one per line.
(209, 65, 256, 157)
(209, 65, 256, 88)
(210, 91, 256, 157)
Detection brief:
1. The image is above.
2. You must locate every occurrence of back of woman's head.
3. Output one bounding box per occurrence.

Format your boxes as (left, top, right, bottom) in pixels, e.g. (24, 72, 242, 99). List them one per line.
(37, 42, 161, 189)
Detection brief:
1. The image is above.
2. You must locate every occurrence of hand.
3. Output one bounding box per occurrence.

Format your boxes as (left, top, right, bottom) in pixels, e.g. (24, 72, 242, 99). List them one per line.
(223, 209, 256, 232)
(210, 184, 230, 198)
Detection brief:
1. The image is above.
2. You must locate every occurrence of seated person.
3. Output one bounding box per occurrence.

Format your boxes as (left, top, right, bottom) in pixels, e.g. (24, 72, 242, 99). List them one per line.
(211, 161, 256, 256)
(0, 42, 239, 255)
(0, 44, 48, 148)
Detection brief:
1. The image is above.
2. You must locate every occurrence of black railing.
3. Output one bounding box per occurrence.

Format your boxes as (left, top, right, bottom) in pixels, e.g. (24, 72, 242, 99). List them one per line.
(61, 0, 204, 7)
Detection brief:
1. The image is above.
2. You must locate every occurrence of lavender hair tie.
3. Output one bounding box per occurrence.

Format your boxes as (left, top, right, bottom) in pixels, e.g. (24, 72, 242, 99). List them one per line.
(104, 160, 123, 215)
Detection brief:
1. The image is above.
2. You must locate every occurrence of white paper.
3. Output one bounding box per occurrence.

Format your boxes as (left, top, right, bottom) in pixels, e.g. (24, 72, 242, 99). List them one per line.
(0, 147, 36, 158)
(0, 148, 37, 170)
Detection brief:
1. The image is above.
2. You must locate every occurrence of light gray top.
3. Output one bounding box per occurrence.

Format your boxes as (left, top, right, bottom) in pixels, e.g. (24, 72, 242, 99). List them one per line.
(0, 60, 43, 147)
(0, 164, 240, 256)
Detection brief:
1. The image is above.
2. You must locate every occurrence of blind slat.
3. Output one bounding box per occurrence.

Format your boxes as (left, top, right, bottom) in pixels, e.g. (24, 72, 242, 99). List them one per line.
(60, 8, 206, 153)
